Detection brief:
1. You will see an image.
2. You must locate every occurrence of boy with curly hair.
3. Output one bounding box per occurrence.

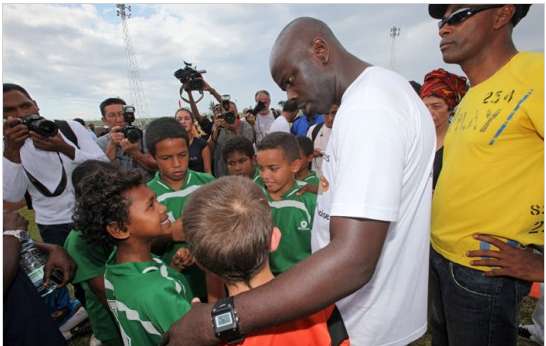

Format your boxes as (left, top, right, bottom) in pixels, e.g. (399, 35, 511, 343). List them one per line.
(73, 166, 192, 346)
(144, 117, 217, 302)
(256, 132, 317, 274)
(183, 176, 349, 345)
(222, 136, 262, 184)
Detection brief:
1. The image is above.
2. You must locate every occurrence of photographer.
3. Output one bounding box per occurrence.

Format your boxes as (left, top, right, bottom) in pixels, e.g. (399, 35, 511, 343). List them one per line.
(253, 90, 277, 143)
(208, 100, 254, 177)
(96, 97, 157, 178)
(3, 83, 107, 246)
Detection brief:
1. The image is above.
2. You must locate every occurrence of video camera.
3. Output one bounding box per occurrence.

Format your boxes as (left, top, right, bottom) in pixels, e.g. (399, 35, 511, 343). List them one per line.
(217, 95, 236, 125)
(121, 105, 142, 143)
(18, 114, 58, 138)
(174, 62, 207, 92)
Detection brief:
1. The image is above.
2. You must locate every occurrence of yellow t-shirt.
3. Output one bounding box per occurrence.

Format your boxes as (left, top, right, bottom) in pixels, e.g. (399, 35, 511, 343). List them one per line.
(431, 51, 544, 269)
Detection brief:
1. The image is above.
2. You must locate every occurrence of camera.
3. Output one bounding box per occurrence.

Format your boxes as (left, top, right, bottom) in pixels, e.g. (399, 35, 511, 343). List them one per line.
(20, 114, 58, 138)
(174, 62, 207, 91)
(218, 111, 236, 125)
(251, 101, 266, 115)
(121, 105, 142, 143)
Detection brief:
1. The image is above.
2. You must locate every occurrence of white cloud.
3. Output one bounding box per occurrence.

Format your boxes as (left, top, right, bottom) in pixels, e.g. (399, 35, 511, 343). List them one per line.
(2, 3, 544, 121)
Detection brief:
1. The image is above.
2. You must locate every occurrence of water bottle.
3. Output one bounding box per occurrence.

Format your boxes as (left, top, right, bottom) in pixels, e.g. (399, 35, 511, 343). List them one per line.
(18, 232, 57, 297)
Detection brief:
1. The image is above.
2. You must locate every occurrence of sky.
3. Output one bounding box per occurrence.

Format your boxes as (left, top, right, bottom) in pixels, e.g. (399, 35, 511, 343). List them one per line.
(2, 3, 544, 121)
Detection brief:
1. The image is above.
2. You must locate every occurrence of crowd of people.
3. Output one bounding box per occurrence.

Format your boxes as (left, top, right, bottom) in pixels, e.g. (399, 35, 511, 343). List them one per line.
(3, 4, 543, 346)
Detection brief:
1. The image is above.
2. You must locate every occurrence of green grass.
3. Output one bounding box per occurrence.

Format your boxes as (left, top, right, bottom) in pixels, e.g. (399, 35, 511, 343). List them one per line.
(16, 207, 540, 345)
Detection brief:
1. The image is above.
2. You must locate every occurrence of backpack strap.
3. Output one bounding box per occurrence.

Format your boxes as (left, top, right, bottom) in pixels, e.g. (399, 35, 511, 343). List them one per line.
(54, 120, 79, 149)
(311, 122, 324, 142)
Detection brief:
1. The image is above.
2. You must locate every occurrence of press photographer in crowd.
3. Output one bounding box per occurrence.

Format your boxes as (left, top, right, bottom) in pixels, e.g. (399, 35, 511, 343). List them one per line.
(96, 97, 157, 178)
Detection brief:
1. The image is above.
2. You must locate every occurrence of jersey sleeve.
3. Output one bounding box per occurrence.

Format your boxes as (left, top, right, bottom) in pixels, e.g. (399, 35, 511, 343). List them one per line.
(330, 107, 405, 222)
(144, 271, 192, 333)
(64, 231, 109, 284)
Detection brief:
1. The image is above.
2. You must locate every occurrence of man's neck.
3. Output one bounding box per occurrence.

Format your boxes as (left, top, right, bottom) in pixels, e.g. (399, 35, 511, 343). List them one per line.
(460, 40, 518, 86)
(226, 266, 275, 296)
(335, 52, 370, 104)
(116, 240, 153, 264)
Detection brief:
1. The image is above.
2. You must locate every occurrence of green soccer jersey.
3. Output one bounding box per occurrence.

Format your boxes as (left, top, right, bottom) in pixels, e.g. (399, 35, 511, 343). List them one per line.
(252, 167, 265, 187)
(147, 169, 214, 300)
(64, 230, 122, 346)
(303, 170, 319, 186)
(104, 250, 192, 346)
(262, 182, 317, 275)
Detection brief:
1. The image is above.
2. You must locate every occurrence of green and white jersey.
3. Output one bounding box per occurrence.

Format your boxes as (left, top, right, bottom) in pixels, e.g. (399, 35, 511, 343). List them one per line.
(104, 250, 192, 346)
(303, 170, 320, 186)
(147, 169, 214, 300)
(262, 182, 317, 275)
(252, 167, 264, 187)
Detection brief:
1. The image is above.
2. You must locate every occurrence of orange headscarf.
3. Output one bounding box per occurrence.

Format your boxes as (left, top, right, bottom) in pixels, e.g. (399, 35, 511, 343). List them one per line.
(420, 68, 468, 110)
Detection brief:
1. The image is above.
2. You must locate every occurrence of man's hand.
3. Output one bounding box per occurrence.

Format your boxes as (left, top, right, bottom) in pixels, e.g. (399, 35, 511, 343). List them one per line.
(38, 243, 76, 287)
(312, 149, 323, 158)
(3, 117, 29, 162)
(120, 138, 140, 155)
(3, 211, 28, 231)
(30, 131, 76, 159)
(110, 126, 125, 145)
(161, 302, 217, 346)
(170, 248, 195, 271)
(296, 183, 318, 195)
(467, 234, 544, 282)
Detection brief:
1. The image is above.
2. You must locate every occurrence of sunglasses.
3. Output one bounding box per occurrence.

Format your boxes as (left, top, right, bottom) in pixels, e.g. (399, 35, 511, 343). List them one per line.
(438, 5, 504, 29)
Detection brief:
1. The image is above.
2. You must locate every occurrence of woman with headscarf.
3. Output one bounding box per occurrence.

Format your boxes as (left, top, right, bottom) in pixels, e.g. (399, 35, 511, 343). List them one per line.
(420, 68, 468, 188)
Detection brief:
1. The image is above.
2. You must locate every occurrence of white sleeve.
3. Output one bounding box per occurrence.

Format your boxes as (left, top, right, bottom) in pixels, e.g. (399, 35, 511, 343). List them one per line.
(330, 107, 405, 222)
(307, 125, 316, 139)
(3, 157, 29, 202)
(67, 121, 109, 164)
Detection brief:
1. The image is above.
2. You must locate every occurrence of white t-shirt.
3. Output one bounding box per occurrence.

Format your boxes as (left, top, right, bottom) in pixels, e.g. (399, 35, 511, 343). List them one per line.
(311, 66, 435, 346)
(254, 110, 275, 143)
(307, 123, 331, 175)
(268, 115, 290, 134)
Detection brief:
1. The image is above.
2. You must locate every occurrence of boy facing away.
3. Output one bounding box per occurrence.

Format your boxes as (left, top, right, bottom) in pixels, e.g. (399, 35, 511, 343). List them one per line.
(145, 117, 218, 302)
(256, 132, 317, 275)
(73, 166, 192, 346)
(183, 176, 349, 345)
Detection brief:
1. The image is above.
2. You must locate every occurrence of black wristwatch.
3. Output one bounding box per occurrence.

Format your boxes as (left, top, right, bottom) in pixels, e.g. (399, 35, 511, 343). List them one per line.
(211, 297, 244, 344)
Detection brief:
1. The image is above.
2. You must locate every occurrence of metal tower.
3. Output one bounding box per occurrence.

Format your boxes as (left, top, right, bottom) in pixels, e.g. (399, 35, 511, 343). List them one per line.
(389, 25, 400, 70)
(116, 4, 149, 118)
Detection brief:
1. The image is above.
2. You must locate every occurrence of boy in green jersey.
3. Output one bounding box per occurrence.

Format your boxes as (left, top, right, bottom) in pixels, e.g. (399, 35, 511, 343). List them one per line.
(65, 160, 122, 346)
(73, 164, 192, 346)
(256, 132, 317, 275)
(145, 117, 221, 302)
(296, 136, 320, 187)
(222, 136, 262, 185)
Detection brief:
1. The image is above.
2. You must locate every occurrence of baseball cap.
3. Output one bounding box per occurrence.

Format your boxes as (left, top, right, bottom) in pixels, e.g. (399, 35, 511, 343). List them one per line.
(428, 4, 531, 26)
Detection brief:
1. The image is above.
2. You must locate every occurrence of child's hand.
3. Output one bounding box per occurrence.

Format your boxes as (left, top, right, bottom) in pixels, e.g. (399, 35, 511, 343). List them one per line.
(171, 248, 195, 271)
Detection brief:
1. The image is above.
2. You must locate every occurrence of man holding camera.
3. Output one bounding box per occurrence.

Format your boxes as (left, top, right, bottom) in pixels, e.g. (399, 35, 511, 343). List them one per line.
(3, 83, 107, 245)
(253, 90, 277, 143)
(96, 97, 157, 178)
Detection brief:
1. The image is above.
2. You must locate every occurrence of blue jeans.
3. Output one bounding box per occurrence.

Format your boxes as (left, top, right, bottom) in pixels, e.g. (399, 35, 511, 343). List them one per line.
(429, 248, 530, 346)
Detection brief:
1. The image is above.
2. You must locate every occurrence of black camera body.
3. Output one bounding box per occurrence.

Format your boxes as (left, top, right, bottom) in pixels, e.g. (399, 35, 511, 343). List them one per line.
(218, 111, 236, 125)
(251, 101, 266, 115)
(174, 62, 207, 91)
(121, 105, 142, 143)
(20, 114, 58, 138)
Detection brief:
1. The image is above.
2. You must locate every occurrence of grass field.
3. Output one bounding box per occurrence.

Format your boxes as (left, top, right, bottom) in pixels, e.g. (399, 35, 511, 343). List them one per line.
(17, 207, 539, 346)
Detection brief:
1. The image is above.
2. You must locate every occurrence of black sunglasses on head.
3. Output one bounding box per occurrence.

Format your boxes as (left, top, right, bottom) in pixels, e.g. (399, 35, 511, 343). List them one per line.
(438, 5, 504, 29)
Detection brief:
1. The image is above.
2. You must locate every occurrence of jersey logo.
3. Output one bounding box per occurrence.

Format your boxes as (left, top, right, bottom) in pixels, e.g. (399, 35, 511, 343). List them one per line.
(297, 220, 310, 231)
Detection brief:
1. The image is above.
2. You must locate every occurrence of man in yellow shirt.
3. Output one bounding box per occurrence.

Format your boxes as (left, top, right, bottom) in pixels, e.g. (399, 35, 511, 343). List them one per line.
(429, 4, 543, 346)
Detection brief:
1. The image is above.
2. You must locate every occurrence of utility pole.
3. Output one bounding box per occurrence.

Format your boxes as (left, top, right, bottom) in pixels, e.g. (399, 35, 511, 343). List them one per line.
(116, 4, 149, 119)
(389, 25, 400, 70)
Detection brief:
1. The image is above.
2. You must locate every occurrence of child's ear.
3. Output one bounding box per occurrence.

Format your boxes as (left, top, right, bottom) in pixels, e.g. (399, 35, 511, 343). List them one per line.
(290, 158, 303, 173)
(106, 222, 130, 240)
(270, 227, 282, 252)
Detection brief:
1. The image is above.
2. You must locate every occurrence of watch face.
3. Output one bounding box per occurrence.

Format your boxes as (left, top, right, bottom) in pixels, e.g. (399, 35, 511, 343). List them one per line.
(215, 312, 234, 330)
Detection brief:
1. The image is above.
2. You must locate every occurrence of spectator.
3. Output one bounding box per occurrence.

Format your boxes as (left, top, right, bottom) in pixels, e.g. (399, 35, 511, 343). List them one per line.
(222, 136, 262, 184)
(256, 132, 316, 275)
(268, 99, 299, 134)
(295, 136, 319, 186)
(290, 103, 324, 137)
(183, 176, 349, 346)
(209, 100, 254, 177)
(164, 17, 434, 346)
(96, 97, 156, 178)
(253, 90, 276, 143)
(428, 4, 542, 346)
(307, 104, 337, 174)
(175, 108, 212, 173)
(64, 160, 123, 346)
(420, 68, 468, 189)
(4, 211, 74, 346)
(73, 163, 193, 346)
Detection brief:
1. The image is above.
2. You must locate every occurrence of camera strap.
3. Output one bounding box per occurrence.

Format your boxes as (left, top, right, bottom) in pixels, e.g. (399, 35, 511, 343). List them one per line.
(24, 153, 68, 198)
(54, 120, 79, 149)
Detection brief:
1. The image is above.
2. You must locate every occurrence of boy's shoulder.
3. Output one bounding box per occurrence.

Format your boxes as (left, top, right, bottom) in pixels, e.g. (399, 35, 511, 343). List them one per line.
(187, 169, 215, 185)
(64, 229, 112, 284)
